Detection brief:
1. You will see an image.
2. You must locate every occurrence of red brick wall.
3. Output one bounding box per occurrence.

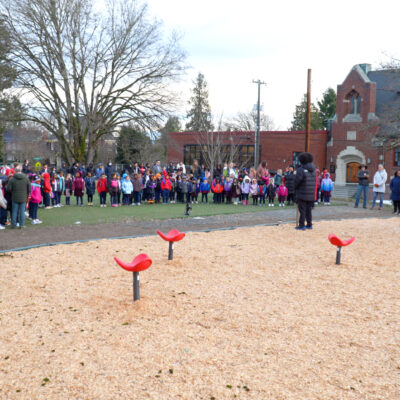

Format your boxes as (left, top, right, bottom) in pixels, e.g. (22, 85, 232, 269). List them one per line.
(259, 131, 327, 170)
(167, 130, 328, 170)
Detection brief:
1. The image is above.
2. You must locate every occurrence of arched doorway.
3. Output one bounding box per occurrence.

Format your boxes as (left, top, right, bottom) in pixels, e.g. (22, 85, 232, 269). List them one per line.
(346, 162, 360, 183)
(335, 146, 366, 185)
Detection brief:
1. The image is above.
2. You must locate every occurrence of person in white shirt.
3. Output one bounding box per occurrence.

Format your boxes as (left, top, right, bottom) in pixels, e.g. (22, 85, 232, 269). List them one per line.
(371, 164, 387, 210)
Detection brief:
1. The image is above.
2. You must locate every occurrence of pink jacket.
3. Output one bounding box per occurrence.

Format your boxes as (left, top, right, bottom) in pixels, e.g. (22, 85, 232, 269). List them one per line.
(277, 185, 288, 197)
(30, 182, 43, 203)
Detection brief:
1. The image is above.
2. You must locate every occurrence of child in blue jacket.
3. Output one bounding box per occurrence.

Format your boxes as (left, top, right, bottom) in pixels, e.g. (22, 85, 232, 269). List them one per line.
(200, 179, 210, 203)
(320, 172, 333, 205)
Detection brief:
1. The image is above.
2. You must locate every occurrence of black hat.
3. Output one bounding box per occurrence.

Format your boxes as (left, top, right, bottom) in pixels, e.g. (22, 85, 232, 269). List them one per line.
(298, 152, 313, 165)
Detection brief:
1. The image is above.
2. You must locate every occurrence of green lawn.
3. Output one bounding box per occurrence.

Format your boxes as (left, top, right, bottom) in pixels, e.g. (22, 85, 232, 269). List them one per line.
(32, 197, 297, 227)
(30, 194, 349, 228)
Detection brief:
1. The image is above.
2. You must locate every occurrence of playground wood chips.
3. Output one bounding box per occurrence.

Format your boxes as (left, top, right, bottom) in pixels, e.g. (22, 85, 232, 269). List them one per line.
(0, 218, 399, 399)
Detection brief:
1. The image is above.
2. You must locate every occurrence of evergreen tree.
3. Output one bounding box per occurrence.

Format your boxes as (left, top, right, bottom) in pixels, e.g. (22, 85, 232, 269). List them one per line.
(159, 116, 181, 156)
(317, 88, 337, 129)
(290, 94, 323, 131)
(186, 73, 213, 132)
(116, 124, 164, 164)
(116, 125, 152, 164)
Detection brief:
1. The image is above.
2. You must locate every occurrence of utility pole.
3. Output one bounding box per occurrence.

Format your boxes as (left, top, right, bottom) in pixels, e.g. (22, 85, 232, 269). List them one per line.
(305, 69, 312, 152)
(252, 79, 266, 167)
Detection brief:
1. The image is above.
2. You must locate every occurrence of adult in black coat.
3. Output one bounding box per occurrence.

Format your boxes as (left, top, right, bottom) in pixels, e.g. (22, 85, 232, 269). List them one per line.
(294, 152, 316, 229)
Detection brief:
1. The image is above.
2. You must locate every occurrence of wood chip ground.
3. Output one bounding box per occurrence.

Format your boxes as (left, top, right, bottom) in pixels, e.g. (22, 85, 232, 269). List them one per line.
(0, 218, 399, 399)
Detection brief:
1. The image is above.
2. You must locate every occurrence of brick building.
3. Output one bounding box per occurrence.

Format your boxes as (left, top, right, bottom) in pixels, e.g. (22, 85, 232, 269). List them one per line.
(328, 64, 400, 185)
(167, 130, 327, 171)
(167, 64, 400, 184)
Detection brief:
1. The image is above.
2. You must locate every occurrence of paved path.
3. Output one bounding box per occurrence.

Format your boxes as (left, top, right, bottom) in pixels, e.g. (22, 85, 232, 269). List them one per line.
(0, 204, 396, 251)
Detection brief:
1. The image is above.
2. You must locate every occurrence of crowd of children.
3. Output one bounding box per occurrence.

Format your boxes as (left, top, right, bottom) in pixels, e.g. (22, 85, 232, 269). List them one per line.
(1, 159, 400, 229)
(0, 161, 298, 226)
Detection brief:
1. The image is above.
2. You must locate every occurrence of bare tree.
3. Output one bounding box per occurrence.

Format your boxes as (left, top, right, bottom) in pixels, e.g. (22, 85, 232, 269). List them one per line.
(225, 110, 275, 132)
(2, 0, 186, 164)
(195, 116, 253, 180)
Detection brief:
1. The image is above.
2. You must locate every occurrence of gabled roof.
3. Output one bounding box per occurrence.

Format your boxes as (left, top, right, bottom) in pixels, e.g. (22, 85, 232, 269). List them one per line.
(343, 64, 372, 84)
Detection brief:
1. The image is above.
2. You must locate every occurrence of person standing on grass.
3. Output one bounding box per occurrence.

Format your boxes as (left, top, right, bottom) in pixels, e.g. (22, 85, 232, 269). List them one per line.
(231, 178, 241, 205)
(389, 170, 400, 215)
(250, 178, 259, 206)
(240, 176, 250, 205)
(42, 172, 52, 209)
(277, 181, 288, 207)
(7, 165, 30, 229)
(211, 177, 223, 204)
(256, 160, 269, 185)
(50, 173, 61, 207)
(64, 174, 73, 206)
(132, 173, 142, 206)
(97, 173, 108, 207)
(371, 164, 387, 210)
(200, 178, 211, 203)
(294, 152, 317, 230)
(266, 178, 276, 207)
(121, 174, 133, 205)
(29, 175, 43, 224)
(161, 174, 172, 204)
(320, 172, 333, 205)
(58, 171, 65, 206)
(285, 165, 296, 206)
(96, 163, 105, 179)
(73, 171, 85, 206)
(85, 171, 96, 206)
(108, 173, 119, 207)
(354, 165, 369, 209)
(0, 179, 7, 229)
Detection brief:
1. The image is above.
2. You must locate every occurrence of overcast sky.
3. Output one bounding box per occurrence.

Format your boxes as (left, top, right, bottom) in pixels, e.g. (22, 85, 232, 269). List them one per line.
(146, 0, 400, 129)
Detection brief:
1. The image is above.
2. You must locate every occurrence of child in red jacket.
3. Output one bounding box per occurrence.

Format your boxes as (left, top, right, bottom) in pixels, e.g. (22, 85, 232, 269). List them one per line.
(97, 173, 108, 207)
(161, 174, 172, 204)
(42, 172, 52, 208)
(212, 177, 223, 204)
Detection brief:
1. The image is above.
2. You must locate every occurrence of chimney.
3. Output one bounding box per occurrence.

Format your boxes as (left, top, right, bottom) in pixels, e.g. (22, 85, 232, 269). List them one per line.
(359, 64, 371, 74)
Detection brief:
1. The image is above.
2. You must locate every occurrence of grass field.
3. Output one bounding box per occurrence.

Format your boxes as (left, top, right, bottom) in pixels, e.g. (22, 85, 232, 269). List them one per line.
(26, 194, 349, 228)
(34, 201, 298, 227)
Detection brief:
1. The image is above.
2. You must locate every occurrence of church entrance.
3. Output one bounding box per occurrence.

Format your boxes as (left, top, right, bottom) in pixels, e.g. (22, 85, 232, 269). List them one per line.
(346, 162, 360, 183)
(334, 146, 366, 185)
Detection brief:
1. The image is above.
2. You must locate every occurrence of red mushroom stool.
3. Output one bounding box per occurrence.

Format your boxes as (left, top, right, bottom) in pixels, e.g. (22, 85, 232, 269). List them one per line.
(114, 253, 152, 301)
(328, 234, 356, 265)
(157, 229, 186, 260)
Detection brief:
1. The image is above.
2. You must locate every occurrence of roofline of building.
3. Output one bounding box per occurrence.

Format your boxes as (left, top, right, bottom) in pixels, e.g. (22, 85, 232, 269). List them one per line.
(342, 64, 372, 85)
(170, 130, 328, 135)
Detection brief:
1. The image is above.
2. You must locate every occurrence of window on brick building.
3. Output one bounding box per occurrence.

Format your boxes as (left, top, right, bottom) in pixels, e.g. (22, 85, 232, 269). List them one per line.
(346, 90, 361, 114)
(293, 151, 302, 169)
(183, 144, 256, 169)
(394, 147, 400, 167)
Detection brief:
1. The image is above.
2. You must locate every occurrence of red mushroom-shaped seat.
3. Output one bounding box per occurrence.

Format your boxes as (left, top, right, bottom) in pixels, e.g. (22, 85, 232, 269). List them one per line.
(114, 253, 152, 272)
(157, 229, 186, 242)
(328, 234, 356, 247)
